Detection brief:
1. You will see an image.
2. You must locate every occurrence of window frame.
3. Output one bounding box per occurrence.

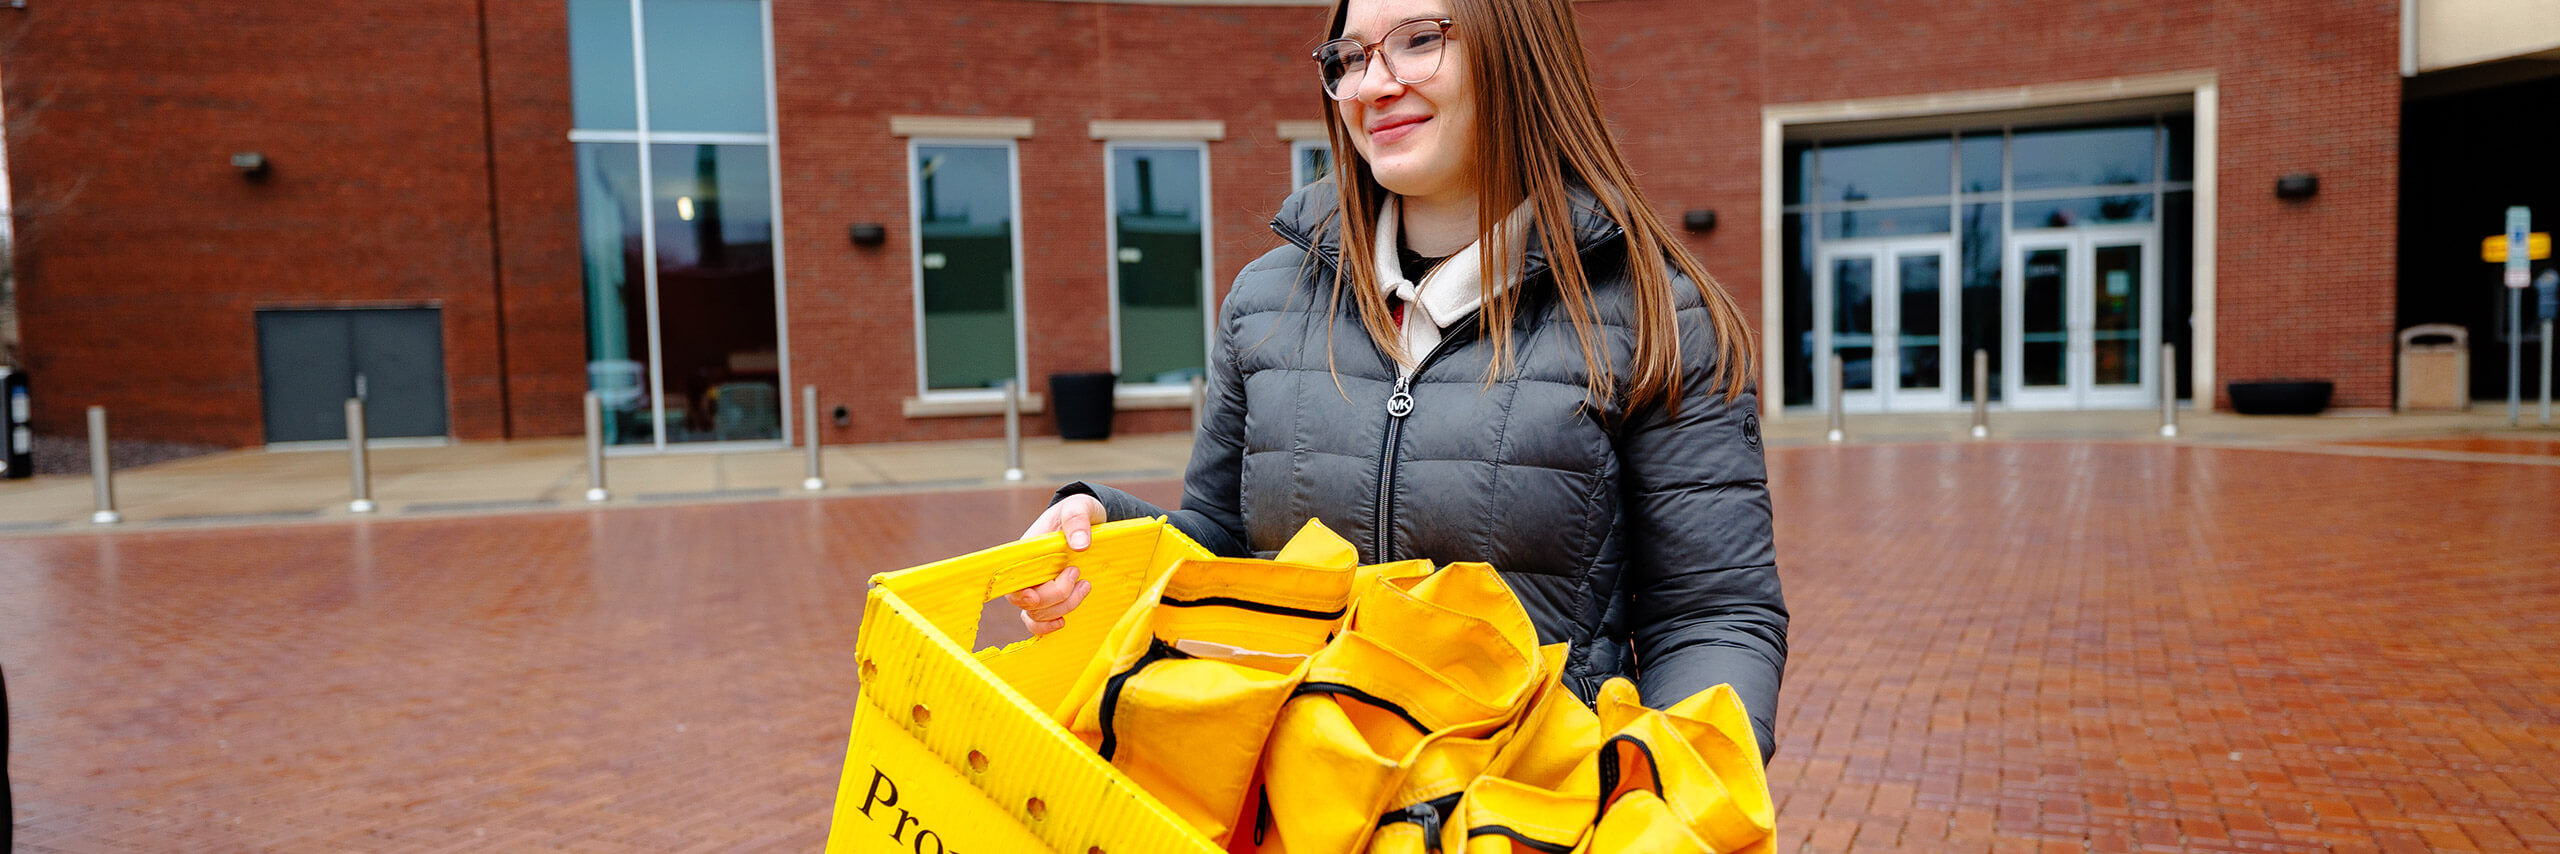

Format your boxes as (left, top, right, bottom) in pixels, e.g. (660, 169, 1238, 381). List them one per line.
(906, 137, 1031, 402)
(1100, 139, 1218, 393)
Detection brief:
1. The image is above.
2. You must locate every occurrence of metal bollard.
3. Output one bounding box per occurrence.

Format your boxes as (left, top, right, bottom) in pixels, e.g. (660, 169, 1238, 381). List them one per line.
(346, 398, 375, 513)
(583, 391, 609, 502)
(801, 385, 824, 491)
(1970, 349, 1990, 439)
(1002, 379, 1026, 482)
(88, 406, 120, 525)
(2159, 343, 2180, 439)
(1826, 354, 1846, 444)
(1189, 374, 1208, 435)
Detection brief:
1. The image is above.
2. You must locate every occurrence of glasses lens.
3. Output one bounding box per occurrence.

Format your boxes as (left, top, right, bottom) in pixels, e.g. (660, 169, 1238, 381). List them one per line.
(1316, 41, 1366, 99)
(1384, 20, 1447, 85)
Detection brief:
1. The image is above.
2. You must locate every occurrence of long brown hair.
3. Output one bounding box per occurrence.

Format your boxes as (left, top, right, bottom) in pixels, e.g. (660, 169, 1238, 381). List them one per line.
(1319, 0, 1756, 411)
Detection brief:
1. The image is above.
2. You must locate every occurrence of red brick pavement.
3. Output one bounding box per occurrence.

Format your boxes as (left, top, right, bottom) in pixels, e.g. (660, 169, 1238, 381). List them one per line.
(2, 443, 2555, 851)
(2333, 435, 2560, 459)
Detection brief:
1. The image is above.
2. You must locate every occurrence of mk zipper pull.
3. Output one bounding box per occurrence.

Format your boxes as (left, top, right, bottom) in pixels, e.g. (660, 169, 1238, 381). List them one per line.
(1387, 376, 1415, 418)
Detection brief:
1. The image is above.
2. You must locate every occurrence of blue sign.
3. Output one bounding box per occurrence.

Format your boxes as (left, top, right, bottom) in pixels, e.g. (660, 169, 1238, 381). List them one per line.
(2510, 207, 2533, 288)
(2541, 269, 2558, 321)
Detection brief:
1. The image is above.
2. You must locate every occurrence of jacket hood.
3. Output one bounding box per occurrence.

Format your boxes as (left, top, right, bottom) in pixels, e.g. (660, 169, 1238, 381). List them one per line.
(1269, 176, 1627, 285)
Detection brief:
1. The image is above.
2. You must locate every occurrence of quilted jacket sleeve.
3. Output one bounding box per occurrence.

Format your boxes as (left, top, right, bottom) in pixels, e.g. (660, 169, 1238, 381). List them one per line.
(1618, 304, 1790, 762)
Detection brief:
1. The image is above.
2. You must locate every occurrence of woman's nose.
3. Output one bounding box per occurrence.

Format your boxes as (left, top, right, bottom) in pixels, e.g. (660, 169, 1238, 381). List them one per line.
(1353, 54, 1405, 102)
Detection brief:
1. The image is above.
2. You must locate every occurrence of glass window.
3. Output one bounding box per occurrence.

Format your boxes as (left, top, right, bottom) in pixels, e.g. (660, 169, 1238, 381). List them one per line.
(568, 0, 782, 447)
(1958, 132, 2002, 193)
(1958, 203, 2002, 402)
(915, 144, 1020, 392)
(2164, 115, 2194, 183)
(2011, 123, 2154, 189)
(1783, 142, 1813, 206)
(1111, 146, 1209, 385)
(568, 0, 638, 130)
(1821, 206, 1952, 239)
(1293, 140, 1333, 188)
(641, 0, 769, 133)
(2013, 195, 2152, 229)
(577, 143, 647, 444)
(1817, 136, 1951, 202)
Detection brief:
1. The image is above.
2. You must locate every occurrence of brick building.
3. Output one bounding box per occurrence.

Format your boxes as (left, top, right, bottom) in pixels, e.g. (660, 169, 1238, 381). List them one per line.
(2, 0, 2553, 450)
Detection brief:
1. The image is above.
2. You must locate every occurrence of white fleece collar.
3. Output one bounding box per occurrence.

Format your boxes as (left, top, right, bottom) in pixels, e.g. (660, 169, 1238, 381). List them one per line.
(1373, 196, 1535, 371)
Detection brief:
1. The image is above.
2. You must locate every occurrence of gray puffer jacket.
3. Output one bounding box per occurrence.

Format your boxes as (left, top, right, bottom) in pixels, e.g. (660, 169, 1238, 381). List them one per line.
(1066, 180, 1787, 759)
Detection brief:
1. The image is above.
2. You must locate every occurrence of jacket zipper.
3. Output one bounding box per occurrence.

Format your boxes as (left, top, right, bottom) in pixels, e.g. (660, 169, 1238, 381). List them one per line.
(1373, 318, 1475, 564)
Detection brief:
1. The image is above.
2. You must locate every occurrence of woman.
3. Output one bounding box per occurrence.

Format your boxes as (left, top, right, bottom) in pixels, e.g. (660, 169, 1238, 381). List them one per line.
(1013, 0, 1787, 760)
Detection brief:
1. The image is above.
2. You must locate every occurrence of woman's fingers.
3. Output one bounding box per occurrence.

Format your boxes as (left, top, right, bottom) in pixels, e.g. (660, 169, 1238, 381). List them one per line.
(1008, 495, 1105, 637)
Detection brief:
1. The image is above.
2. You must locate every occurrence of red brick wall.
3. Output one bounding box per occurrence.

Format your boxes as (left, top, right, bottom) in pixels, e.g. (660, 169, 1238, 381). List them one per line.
(2, 0, 2405, 448)
(770, 0, 1330, 445)
(2, 0, 512, 445)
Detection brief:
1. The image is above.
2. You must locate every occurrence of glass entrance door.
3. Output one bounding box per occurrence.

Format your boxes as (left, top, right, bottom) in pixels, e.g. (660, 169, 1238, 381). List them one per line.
(1814, 239, 1956, 412)
(2006, 227, 2158, 408)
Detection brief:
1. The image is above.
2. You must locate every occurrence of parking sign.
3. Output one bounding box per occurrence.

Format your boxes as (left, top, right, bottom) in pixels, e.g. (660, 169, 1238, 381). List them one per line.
(2509, 207, 2532, 289)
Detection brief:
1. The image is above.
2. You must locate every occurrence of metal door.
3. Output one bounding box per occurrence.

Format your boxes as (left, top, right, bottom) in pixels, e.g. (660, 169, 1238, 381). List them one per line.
(257, 308, 449, 443)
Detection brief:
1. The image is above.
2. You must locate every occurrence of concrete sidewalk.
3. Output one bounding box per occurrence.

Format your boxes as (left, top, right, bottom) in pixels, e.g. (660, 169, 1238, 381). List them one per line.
(0, 407, 2547, 535)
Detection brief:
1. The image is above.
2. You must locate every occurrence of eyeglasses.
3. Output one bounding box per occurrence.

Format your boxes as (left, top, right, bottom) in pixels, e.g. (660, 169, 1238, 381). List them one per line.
(1313, 18, 1456, 101)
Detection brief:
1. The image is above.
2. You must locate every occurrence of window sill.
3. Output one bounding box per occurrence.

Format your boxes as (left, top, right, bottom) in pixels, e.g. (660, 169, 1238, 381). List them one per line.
(1114, 385, 1198, 411)
(902, 392, 1046, 418)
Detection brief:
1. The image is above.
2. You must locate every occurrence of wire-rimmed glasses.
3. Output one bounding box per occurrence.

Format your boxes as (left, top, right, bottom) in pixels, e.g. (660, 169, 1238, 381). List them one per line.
(1313, 18, 1456, 101)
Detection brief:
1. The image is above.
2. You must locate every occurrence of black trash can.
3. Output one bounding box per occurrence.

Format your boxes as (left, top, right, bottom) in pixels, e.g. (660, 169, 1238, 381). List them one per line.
(1, 368, 28, 480)
(1049, 372, 1118, 440)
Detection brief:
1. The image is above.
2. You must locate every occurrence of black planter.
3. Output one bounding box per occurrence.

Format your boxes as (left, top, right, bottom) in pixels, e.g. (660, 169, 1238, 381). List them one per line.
(1049, 372, 1118, 440)
(2228, 380, 2333, 415)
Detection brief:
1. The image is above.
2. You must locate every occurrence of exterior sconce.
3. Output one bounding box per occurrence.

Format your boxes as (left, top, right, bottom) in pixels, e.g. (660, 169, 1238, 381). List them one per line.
(1682, 209, 1718, 232)
(848, 223, 886, 246)
(832, 405, 850, 427)
(230, 152, 270, 181)
(2275, 173, 2318, 200)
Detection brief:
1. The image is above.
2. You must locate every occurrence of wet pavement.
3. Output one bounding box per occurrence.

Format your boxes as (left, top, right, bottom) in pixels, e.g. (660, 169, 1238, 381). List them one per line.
(3, 441, 2556, 851)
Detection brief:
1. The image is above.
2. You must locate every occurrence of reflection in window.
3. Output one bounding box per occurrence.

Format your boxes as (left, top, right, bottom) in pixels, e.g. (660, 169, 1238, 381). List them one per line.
(577, 143, 646, 444)
(915, 144, 1020, 392)
(1111, 147, 1209, 385)
(2010, 124, 2154, 189)
(653, 144, 780, 442)
(2013, 195, 2153, 229)
(568, 0, 637, 130)
(1959, 203, 2003, 402)
(1831, 257, 1875, 392)
(1822, 206, 1952, 240)
(1817, 136, 1951, 202)
(1958, 132, 2002, 193)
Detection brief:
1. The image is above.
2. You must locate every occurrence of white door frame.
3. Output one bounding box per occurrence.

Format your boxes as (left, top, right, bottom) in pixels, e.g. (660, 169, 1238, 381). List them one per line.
(1812, 237, 1957, 412)
(2005, 226, 2160, 408)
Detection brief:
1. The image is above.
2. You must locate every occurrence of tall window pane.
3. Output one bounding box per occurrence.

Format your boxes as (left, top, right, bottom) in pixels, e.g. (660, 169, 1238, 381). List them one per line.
(577, 143, 648, 444)
(653, 143, 780, 442)
(1112, 146, 1208, 384)
(568, 0, 638, 130)
(1958, 132, 2002, 193)
(642, 0, 769, 133)
(915, 144, 1020, 392)
(1294, 142, 1333, 189)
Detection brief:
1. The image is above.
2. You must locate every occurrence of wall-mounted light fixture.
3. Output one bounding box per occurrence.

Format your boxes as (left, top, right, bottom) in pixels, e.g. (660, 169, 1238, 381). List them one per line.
(2275, 173, 2319, 201)
(848, 223, 886, 246)
(1682, 209, 1718, 232)
(230, 152, 271, 181)
(832, 405, 850, 427)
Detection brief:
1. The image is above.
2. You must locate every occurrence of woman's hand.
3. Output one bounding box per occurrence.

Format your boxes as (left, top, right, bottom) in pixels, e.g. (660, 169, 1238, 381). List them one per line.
(1007, 494, 1103, 635)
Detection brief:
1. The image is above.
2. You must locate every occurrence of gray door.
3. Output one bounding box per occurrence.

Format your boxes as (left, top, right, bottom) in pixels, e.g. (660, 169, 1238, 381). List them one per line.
(257, 308, 449, 443)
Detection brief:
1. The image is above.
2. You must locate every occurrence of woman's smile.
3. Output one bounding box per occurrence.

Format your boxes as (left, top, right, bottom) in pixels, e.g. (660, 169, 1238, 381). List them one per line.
(1366, 113, 1430, 147)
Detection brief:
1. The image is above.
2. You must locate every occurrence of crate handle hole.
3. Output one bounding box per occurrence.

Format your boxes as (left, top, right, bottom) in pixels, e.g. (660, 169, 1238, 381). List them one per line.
(1025, 797, 1048, 821)
(910, 704, 931, 727)
(859, 659, 878, 681)
(966, 750, 989, 773)
(1088, 847, 1107, 854)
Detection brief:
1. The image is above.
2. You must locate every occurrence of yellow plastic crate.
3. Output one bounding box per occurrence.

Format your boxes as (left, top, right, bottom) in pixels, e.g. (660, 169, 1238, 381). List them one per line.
(825, 518, 1227, 854)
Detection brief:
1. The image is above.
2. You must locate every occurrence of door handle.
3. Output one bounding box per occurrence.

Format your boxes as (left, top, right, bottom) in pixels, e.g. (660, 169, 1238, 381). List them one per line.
(355, 373, 369, 401)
